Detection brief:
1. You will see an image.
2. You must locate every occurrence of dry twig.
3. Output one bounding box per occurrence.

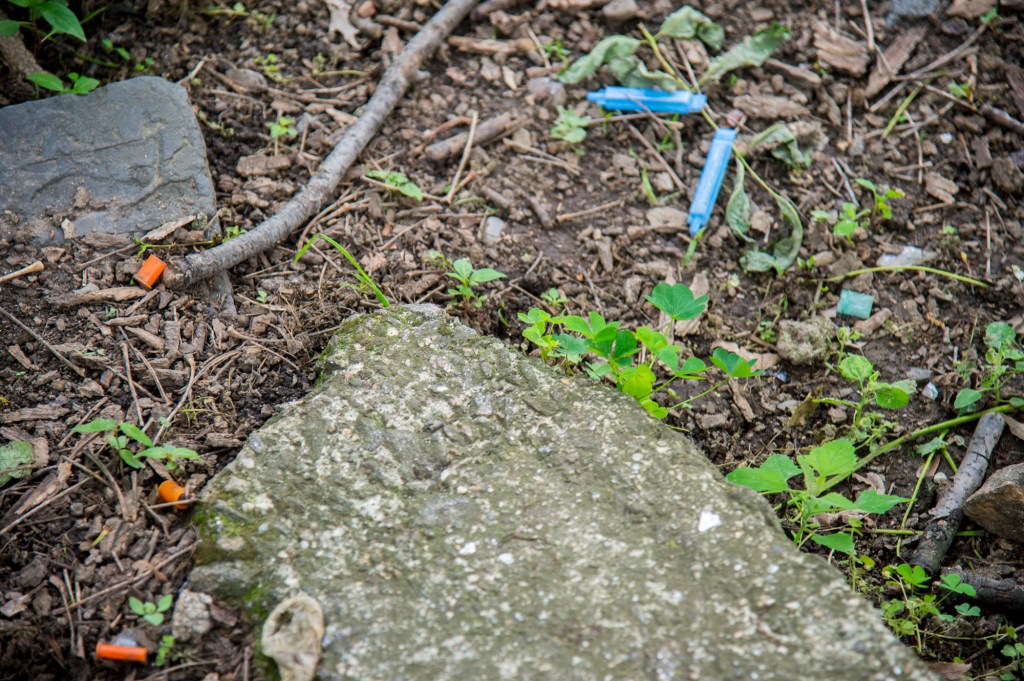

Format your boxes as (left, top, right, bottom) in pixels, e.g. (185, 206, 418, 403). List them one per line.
(165, 0, 481, 290)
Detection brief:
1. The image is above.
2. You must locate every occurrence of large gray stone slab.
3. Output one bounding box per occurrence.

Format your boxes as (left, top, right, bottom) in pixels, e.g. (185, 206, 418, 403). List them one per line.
(189, 305, 934, 681)
(0, 76, 215, 245)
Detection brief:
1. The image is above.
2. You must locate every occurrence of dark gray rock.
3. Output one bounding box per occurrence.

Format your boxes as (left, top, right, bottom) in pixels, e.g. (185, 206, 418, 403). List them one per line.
(0, 76, 215, 245)
(189, 305, 934, 681)
(964, 463, 1024, 543)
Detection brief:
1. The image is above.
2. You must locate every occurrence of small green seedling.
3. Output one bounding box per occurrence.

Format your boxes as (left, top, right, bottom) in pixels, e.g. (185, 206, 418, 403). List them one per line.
(27, 71, 98, 96)
(267, 115, 296, 140)
(446, 258, 505, 308)
(540, 288, 568, 308)
(948, 81, 973, 102)
(854, 178, 904, 220)
(551, 106, 589, 146)
(880, 564, 979, 654)
(256, 289, 269, 303)
(155, 635, 176, 667)
(71, 420, 200, 470)
(812, 202, 869, 243)
(954, 321, 1024, 412)
(295, 233, 390, 307)
(223, 225, 247, 240)
(542, 38, 569, 62)
(129, 594, 174, 627)
(366, 169, 424, 202)
(253, 52, 287, 82)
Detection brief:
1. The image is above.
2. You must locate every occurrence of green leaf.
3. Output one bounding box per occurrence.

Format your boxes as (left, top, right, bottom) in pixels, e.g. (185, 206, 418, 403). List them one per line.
(895, 563, 929, 589)
(956, 602, 980, 617)
(27, 72, 66, 92)
(129, 596, 146, 615)
(551, 334, 589, 363)
(674, 356, 707, 379)
(73, 419, 117, 434)
(954, 388, 984, 411)
(874, 384, 910, 410)
(700, 23, 789, 85)
(725, 453, 800, 494)
(620, 364, 656, 399)
(985, 321, 1016, 352)
(739, 194, 803, 274)
(0, 441, 34, 486)
(559, 35, 641, 84)
(800, 439, 857, 479)
(811, 532, 855, 554)
(468, 267, 505, 285)
(940, 573, 977, 597)
(367, 169, 423, 201)
(450, 258, 473, 281)
(710, 347, 758, 378)
(725, 159, 751, 239)
(144, 612, 165, 626)
(636, 326, 669, 353)
(916, 437, 947, 457)
(69, 74, 99, 94)
(609, 329, 639, 367)
(747, 123, 811, 170)
(120, 423, 153, 447)
(645, 282, 708, 321)
(656, 7, 724, 51)
(850, 489, 910, 514)
(157, 594, 174, 612)
(839, 355, 874, 383)
(37, 1, 86, 40)
(640, 398, 669, 419)
(606, 55, 679, 91)
(0, 20, 21, 35)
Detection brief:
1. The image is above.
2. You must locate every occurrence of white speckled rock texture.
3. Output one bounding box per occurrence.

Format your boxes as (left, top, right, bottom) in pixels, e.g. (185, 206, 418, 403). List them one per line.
(189, 304, 935, 681)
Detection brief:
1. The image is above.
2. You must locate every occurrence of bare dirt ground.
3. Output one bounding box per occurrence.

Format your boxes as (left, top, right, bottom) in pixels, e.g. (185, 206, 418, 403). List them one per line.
(1, 0, 1023, 678)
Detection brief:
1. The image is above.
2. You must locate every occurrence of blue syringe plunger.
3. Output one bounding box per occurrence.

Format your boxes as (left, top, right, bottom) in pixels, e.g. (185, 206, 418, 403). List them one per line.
(586, 87, 707, 115)
(688, 128, 737, 236)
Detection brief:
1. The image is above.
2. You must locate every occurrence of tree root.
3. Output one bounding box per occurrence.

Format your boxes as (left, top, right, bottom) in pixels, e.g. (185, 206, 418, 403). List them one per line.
(164, 0, 481, 290)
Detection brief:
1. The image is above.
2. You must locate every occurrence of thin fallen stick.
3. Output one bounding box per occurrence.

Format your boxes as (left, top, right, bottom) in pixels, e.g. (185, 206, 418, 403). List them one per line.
(940, 568, 1024, 612)
(444, 110, 478, 203)
(165, 0, 481, 290)
(910, 412, 1005, 575)
(0, 261, 43, 284)
(425, 111, 513, 162)
(0, 304, 86, 377)
(980, 104, 1024, 137)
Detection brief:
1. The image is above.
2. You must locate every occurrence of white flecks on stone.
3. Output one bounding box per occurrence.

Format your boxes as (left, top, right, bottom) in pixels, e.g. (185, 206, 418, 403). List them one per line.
(497, 552, 514, 565)
(697, 510, 722, 532)
(459, 541, 478, 555)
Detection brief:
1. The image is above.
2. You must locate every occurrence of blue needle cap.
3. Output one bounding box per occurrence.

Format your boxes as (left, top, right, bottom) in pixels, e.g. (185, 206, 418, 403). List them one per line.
(586, 87, 707, 114)
(688, 127, 737, 236)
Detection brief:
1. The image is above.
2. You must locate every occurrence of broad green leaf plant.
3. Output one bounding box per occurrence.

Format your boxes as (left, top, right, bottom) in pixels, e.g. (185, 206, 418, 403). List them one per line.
(520, 281, 758, 419)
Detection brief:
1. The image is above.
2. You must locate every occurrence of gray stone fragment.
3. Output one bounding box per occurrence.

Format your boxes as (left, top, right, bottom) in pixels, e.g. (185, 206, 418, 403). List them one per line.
(0, 76, 215, 246)
(964, 463, 1024, 543)
(777, 317, 835, 365)
(480, 216, 505, 245)
(190, 305, 933, 681)
(526, 77, 566, 107)
(171, 589, 214, 642)
(602, 0, 640, 23)
(888, 0, 941, 25)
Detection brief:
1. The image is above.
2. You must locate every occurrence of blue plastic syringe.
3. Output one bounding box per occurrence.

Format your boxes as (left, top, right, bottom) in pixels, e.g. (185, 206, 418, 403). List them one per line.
(586, 87, 707, 115)
(688, 128, 737, 236)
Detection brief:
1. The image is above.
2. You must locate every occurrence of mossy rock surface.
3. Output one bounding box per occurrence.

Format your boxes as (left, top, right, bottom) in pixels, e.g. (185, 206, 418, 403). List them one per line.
(190, 304, 934, 681)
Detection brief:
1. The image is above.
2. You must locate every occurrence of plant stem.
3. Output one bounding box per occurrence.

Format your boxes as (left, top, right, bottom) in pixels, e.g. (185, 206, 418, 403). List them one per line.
(820, 404, 1015, 493)
(826, 265, 988, 288)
